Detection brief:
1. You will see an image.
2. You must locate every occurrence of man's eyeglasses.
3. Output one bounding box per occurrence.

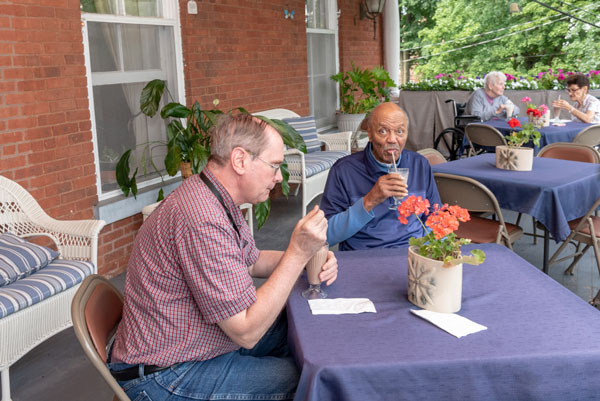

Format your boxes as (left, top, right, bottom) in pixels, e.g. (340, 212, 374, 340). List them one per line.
(567, 87, 581, 94)
(245, 149, 281, 174)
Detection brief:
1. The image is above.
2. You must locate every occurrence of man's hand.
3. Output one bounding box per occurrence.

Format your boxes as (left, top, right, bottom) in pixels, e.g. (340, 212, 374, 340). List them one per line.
(319, 251, 338, 286)
(363, 173, 408, 212)
(288, 205, 328, 261)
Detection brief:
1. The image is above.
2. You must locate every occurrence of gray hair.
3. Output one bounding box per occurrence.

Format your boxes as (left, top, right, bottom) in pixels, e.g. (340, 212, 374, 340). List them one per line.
(484, 71, 506, 89)
(210, 114, 271, 166)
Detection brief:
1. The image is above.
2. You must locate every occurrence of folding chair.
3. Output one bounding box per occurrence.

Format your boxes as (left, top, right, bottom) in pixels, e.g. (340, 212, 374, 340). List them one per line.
(572, 125, 600, 150)
(537, 142, 600, 163)
(417, 148, 447, 166)
(524, 143, 600, 243)
(71, 275, 131, 401)
(547, 197, 600, 307)
(464, 123, 507, 157)
(434, 173, 523, 250)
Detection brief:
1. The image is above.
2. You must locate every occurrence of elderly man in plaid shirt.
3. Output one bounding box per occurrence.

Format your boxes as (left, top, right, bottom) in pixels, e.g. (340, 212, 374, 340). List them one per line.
(108, 113, 338, 401)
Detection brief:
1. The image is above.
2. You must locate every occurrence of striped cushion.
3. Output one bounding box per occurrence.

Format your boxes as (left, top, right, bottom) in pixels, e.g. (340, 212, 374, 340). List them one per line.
(0, 232, 59, 287)
(283, 116, 322, 153)
(304, 151, 350, 178)
(0, 259, 94, 318)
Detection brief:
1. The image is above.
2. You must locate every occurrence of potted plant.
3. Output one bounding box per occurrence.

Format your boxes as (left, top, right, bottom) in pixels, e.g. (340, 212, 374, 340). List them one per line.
(521, 96, 550, 127)
(99, 146, 122, 186)
(116, 79, 305, 229)
(398, 195, 485, 313)
(329, 61, 396, 133)
(495, 117, 541, 172)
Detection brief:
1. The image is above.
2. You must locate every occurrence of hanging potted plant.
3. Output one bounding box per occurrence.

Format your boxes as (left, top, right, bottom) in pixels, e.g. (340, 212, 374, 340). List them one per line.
(116, 79, 305, 229)
(329, 61, 396, 133)
(398, 195, 485, 313)
(495, 117, 541, 172)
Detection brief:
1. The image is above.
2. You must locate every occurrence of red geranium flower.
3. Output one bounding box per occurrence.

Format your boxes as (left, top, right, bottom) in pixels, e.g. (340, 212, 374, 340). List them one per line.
(508, 118, 521, 129)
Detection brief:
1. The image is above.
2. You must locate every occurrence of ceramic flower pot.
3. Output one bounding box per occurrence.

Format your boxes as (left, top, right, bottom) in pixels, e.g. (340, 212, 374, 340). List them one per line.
(336, 112, 366, 134)
(495, 145, 533, 171)
(407, 246, 462, 313)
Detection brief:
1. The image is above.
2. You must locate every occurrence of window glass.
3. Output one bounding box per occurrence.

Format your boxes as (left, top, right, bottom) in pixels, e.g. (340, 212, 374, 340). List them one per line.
(306, 0, 328, 29)
(82, 1, 181, 197)
(81, 0, 160, 17)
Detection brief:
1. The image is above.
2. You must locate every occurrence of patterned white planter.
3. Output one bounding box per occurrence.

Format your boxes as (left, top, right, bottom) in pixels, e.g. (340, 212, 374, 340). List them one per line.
(336, 112, 366, 133)
(495, 145, 533, 171)
(407, 247, 462, 313)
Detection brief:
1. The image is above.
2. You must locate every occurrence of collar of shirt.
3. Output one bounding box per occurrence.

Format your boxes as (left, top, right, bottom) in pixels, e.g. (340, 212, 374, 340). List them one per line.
(366, 142, 403, 173)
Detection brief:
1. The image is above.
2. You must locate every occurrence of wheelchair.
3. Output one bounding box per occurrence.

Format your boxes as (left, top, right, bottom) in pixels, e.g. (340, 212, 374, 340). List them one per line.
(433, 99, 481, 160)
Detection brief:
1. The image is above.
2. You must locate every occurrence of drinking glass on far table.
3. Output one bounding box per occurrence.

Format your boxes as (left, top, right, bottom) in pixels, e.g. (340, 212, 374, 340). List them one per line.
(302, 243, 329, 299)
(552, 96, 561, 121)
(505, 102, 515, 119)
(387, 166, 409, 210)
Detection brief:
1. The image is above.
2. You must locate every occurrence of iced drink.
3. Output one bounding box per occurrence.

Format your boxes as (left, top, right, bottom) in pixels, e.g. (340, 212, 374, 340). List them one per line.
(306, 244, 328, 285)
(505, 103, 515, 118)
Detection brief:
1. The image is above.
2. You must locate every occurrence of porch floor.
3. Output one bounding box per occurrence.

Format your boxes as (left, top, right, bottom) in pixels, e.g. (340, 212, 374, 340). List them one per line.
(5, 192, 599, 400)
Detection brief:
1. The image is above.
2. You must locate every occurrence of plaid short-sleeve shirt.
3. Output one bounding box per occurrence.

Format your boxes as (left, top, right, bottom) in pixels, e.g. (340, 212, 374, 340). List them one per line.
(112, 170, 259, 366)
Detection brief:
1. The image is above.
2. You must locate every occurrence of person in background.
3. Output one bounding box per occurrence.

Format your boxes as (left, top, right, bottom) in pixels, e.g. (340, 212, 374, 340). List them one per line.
(469, 71, 520, 121)
(108, 114, 338, 401)
(320, 102, 440, 251)
(552, 73, 600, 123)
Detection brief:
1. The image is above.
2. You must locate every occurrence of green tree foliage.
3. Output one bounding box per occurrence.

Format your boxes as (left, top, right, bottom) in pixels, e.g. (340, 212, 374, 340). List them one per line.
(402, 0, 600, 79)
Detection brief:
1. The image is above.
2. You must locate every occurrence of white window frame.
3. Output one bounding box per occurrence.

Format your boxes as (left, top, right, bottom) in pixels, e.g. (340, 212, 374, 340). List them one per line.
(306, 0, 340, 131)
(81, 2, 185, 222)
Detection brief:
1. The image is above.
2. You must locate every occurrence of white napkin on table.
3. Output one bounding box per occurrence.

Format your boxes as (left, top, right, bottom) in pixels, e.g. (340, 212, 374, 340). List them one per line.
(308, 298, 376, 315)
(410, 309, 487, 338)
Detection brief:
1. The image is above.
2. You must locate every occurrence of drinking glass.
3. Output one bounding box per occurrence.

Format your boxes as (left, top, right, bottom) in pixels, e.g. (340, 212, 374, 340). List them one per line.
(505, 102, 515, 119)
(387, 166, 409, 210)
(302, 243, 329, 299)
(552, 96, 561, 121)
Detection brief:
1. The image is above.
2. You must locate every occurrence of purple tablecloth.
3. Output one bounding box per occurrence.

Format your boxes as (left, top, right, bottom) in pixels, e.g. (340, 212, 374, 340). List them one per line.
(483, 117, 591, 154)
(431, 153, 600, 241)
(287, 244, 600, 401)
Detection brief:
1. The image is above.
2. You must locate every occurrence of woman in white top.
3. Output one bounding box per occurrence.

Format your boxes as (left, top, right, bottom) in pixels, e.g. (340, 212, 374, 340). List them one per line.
(552, 74, 600, 123)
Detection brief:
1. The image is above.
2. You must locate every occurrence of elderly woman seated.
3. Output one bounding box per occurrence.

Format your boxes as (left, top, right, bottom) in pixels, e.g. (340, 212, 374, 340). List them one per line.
(552, 73, 600, 124)
(468, 71, 520, 121)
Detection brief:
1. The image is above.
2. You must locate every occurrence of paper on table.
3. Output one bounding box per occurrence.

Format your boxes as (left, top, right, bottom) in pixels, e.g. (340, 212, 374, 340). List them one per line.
(410, 309, 487, 338)
(308, 298, 376, 315)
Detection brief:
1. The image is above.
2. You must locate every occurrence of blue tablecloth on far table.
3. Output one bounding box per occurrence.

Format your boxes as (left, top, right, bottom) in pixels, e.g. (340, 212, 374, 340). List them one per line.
(287, 244, 600, 401)
(431, 153, 600, 241)
(483, 117, 591, 154)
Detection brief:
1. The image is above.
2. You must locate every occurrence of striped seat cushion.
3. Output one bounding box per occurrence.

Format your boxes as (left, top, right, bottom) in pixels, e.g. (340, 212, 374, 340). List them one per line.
(0, 232, 59, 287)
(304, 151, 350, 178)
(283, 116, 322, 153)
(0, 259, 94, 319)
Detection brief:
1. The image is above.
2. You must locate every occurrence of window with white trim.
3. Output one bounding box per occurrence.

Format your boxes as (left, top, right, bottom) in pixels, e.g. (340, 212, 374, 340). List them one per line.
(81, 0, 184, 199)
(306, 0, 339, 130)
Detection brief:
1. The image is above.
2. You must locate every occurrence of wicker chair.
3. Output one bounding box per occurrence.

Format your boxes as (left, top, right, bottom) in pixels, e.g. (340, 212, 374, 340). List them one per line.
(0, 175, 105, 401)
(253, 109, 351, 216)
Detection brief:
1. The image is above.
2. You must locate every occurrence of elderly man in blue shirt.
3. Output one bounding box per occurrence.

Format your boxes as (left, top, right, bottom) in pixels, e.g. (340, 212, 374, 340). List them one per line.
(320, 102, 441, 250)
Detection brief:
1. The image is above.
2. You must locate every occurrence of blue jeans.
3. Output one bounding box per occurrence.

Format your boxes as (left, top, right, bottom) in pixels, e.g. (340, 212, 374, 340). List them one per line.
(108, 313, 299, 401)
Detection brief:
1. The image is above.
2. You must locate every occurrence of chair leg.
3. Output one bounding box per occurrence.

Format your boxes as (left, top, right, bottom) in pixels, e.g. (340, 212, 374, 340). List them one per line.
(1, 368, 11, 401)
(564, 244, 591, 276)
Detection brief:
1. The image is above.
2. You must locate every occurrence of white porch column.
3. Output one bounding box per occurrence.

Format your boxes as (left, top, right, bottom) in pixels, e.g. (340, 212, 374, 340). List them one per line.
(383, 0, 400, 96)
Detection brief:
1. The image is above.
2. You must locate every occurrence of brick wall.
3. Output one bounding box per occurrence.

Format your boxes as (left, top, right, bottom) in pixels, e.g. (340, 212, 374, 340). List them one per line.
(338, 0, 384, 71)
(180, 0, 309, 115)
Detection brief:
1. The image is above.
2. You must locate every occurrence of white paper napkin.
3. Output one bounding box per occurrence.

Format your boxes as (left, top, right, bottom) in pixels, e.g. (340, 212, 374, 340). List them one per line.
(410, 309, 487, 338)
(307, 298, 377, 315)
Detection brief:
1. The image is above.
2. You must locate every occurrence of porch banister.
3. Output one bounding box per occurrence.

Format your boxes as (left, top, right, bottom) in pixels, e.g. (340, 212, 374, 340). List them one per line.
(383, 0, 400, 96)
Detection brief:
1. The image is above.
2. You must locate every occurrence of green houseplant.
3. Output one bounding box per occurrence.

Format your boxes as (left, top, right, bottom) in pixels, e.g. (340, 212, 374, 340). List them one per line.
(329, 61, 396, 138)
(116, 79, 306, 229)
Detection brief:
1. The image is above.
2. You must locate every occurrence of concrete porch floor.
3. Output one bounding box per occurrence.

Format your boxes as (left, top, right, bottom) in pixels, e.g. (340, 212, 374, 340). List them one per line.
(5, 192, 599, 400)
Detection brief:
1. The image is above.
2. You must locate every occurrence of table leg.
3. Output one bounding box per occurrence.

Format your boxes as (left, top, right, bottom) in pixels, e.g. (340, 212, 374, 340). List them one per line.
(543, 228, 549, 274)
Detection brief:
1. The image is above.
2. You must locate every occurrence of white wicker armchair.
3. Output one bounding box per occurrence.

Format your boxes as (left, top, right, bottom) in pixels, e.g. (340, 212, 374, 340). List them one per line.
(0, 175, 105, 401)
(254, 109, 351, 216)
